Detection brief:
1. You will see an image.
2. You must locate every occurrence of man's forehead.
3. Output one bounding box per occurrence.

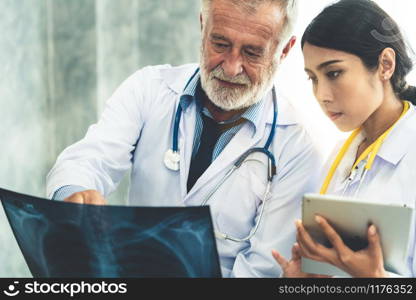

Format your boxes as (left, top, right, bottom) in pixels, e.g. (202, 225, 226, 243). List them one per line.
(209, 8, 283, 41)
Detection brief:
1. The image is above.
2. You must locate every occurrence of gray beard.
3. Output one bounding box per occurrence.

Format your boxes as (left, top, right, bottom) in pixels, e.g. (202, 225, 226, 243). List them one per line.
(199, 53, 277, 112)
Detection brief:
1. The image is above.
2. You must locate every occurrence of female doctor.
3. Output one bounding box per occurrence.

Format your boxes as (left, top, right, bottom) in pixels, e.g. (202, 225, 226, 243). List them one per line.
(273, 0, 416, 277)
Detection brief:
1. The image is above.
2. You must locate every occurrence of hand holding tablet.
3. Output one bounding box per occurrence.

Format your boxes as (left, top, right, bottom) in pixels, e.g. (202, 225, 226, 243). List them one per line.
(301, 193, 413, 276)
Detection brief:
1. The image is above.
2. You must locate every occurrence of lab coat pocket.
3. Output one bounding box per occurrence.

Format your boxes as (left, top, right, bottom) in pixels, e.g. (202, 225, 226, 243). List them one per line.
(215, 162, 268, 240)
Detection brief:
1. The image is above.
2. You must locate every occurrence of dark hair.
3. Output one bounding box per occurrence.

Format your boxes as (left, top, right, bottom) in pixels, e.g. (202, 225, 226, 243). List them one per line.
(301, 0, 416, 104)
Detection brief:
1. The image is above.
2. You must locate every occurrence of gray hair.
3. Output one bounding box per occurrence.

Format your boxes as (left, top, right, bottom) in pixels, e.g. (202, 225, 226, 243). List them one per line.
(201, 0, 298, 52)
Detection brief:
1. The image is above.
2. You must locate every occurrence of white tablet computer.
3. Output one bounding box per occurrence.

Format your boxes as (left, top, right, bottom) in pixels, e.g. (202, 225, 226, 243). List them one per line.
(301, 193, 413, 277)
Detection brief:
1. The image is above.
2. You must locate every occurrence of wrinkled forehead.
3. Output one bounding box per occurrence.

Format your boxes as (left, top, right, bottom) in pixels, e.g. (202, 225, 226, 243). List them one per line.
(206, 0, 286, 42)
(204, 0, 285, 14)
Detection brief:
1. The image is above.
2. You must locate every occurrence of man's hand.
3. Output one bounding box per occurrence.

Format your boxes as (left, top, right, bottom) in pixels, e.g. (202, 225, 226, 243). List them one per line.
(272, 244, 331, 278)
(64, 190, 107, 205)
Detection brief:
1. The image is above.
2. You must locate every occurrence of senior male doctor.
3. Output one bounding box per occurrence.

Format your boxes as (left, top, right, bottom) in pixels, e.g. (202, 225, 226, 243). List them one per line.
(47, 0, 321, 277)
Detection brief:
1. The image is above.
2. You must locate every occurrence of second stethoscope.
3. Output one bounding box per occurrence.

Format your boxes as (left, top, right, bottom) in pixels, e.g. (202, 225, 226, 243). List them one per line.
(163, 68, 278, 242)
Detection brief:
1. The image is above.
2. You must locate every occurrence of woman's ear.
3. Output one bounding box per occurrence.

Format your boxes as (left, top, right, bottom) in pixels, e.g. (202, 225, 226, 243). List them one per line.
(378, 48, 396, 82)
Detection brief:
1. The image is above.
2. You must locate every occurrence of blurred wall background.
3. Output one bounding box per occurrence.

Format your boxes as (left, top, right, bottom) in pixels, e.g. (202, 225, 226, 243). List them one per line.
(0, 0, 414, 277)
(0, 0, 201, 277)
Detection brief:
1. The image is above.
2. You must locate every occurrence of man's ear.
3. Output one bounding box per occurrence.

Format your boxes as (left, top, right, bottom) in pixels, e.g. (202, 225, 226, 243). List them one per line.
(378, 47, 396, 81)
(280, 36, 297, 61)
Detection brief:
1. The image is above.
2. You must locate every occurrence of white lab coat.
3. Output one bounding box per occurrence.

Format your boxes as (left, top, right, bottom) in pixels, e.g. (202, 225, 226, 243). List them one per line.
(47, 63, 322, 277)
(324, 103, 416, 276)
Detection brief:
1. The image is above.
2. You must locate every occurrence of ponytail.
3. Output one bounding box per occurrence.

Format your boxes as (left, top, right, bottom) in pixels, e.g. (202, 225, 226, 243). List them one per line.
(399, 85, 416, 105)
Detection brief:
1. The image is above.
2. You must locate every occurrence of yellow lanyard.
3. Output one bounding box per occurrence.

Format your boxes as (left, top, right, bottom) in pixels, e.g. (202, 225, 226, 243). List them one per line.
(320, 101, 410, 195)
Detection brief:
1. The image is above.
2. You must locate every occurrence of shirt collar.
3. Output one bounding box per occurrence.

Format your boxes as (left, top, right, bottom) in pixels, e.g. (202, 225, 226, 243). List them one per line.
(178, 70, 265, 133)
(179, 69, 201, 111)
(377, 103, 416, 165)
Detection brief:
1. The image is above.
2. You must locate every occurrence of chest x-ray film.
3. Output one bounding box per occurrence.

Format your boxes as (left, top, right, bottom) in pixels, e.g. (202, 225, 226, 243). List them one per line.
(0, 188, 222, 278)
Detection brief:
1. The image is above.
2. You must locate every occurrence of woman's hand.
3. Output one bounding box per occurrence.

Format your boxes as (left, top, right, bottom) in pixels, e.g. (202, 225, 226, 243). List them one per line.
(296, 216, 387, 277)
(272, 243, 331, 278)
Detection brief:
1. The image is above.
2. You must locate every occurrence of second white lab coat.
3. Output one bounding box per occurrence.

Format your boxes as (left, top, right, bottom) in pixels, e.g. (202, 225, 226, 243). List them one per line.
(324, 103, 416, 276)
(47, 63, 322, 277)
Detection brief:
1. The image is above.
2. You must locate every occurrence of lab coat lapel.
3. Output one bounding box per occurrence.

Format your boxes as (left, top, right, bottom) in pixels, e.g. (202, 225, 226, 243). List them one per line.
(161, 64, 199, 202)
(179, 100, 197, 201)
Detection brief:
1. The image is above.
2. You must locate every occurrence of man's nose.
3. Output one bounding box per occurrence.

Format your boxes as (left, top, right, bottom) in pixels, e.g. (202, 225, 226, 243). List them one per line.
(222, 50, 243, 78)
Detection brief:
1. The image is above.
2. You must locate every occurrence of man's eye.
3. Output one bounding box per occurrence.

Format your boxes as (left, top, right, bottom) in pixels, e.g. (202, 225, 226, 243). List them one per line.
(327, 71, 342, 79)
(214, 43, 228, 49)
(244, 50, 261, 59)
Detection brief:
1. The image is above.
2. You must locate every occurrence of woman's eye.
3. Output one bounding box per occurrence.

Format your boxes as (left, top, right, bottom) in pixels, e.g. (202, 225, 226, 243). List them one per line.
(327, 71, 342, 79)
(307, 76, 317, 84)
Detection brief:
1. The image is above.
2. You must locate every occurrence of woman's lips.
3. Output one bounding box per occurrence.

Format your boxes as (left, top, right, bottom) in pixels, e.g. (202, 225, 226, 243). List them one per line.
(328, 111, 343, 121)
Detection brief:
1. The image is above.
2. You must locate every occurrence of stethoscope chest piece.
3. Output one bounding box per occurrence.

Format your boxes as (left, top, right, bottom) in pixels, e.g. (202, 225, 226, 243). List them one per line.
(164, 149, 180, 171)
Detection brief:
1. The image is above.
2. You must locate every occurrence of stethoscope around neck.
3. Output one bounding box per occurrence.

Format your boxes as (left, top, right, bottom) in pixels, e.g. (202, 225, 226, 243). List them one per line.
(321, 100, 411, 198)
(163, 68, 278, 242)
